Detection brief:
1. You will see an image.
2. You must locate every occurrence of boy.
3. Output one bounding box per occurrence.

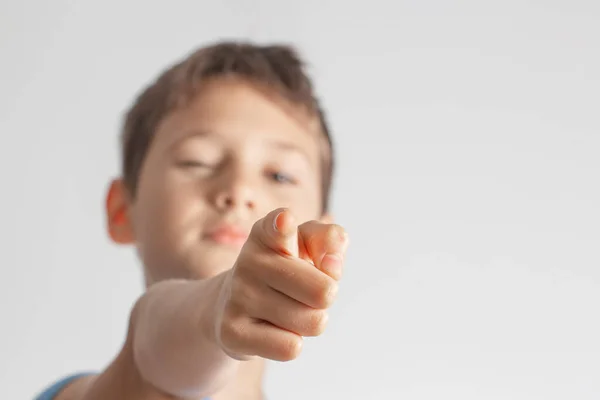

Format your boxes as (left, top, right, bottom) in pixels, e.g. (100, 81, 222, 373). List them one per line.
(36, 41, 349, 400)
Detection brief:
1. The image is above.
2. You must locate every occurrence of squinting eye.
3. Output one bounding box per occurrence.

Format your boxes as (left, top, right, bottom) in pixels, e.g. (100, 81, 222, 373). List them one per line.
(270, 171, 296, 184)
(177, 160, 212, 169)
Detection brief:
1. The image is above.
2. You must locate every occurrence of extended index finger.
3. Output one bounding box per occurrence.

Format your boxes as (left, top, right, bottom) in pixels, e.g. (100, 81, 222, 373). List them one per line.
(297, 221, 348, 280)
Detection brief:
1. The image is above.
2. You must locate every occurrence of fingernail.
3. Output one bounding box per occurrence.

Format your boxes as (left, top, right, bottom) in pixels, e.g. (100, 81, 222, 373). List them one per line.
(273, 209, 285, 232)
(320, 253, 343, 279)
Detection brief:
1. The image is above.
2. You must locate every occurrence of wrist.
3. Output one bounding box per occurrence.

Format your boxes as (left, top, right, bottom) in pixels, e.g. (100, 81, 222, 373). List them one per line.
(132, 276, 239, 397)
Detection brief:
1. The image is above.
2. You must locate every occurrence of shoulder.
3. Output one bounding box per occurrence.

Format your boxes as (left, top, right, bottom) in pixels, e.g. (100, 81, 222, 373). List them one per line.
(35, 374, 96, 400)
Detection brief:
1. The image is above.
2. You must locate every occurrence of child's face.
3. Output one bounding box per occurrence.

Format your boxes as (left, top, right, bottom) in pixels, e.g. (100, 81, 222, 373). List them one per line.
(107, 79, 328, 285)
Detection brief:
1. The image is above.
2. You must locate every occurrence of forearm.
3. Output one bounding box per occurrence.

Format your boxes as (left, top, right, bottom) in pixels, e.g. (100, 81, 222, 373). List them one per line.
(132, 271, 239, 399)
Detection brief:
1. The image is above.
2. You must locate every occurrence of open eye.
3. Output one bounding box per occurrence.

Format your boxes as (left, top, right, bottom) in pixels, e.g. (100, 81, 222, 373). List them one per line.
(269, 171, 297, 185)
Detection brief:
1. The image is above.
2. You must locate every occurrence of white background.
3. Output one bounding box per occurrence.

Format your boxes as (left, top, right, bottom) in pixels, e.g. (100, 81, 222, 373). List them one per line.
(1, 1, 599, 399)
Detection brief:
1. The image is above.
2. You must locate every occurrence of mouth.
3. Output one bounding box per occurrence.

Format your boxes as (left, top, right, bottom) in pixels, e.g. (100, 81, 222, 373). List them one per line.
(204, 224, 249, 247)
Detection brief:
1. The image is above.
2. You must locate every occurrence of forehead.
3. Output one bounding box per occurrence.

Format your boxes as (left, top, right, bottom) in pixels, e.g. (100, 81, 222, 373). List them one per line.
(153, 78, 322, 154)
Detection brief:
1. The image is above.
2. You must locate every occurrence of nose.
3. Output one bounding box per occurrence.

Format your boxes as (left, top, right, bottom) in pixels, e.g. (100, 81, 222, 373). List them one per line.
(213, 170, 256, 212)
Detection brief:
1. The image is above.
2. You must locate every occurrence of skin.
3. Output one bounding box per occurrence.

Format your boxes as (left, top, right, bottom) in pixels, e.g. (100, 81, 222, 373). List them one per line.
(54, 77, 348, 400)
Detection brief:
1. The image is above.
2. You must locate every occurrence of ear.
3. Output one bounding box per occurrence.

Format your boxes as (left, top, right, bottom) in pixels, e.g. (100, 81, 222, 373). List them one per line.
(106, 179, 135, 245)
(319, 213, 334, 224)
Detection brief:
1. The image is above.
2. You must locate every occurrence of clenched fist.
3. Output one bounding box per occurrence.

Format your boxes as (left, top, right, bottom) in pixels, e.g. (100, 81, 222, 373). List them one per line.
(214, 208, 349, 362)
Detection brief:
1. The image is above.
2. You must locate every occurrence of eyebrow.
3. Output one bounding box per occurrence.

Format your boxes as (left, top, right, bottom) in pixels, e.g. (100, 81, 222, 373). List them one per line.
(165, 129, 214, 151)
(166, 130, 315, 165)
(264, 139, 314, 164)
(176, 129, 213, 142)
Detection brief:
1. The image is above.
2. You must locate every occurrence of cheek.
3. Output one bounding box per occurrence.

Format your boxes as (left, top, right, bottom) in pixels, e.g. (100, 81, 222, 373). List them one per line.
(133, 183, 208, 249)
(132, 190, 211, 282)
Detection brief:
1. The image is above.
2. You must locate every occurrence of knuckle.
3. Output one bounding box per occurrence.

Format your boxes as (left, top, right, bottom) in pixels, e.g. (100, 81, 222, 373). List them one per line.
(276, 335, 303, 361)
(314, 280, 338, 309)
(220, 317, 247, 348)
(306, 310, 329, 336)
(324, 224, 346, 246)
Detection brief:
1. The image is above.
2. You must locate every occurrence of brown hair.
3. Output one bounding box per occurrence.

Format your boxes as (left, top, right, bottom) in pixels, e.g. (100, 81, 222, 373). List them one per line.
(120, 41, 334, 212)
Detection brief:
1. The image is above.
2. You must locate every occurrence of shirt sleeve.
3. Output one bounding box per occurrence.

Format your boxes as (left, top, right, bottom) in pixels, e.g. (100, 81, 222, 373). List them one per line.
(34, 374, 91, 400)
(34, 373, 212, 399)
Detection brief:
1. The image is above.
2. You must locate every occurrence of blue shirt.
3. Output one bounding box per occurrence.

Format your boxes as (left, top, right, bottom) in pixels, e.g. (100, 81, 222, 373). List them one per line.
(35, 374, 210, 399)
(35, 374, 89, 400)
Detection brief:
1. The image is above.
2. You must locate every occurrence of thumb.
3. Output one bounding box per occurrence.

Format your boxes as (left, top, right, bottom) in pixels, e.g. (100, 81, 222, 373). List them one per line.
(249, 208, 299, 257)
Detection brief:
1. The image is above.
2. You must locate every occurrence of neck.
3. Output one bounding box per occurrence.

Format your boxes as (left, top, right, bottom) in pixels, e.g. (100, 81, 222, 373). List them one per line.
(212, 357, 266, 400)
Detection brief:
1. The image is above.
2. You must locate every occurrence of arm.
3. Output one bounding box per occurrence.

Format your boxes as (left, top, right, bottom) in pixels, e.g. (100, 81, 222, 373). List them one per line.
(60, 272, 238, 400)
(132, 273, 239, 398)
(58, 208, 347, 400)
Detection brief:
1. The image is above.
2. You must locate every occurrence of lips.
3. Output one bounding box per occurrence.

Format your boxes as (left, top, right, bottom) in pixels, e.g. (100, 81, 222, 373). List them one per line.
(205, 224, 249, 247)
